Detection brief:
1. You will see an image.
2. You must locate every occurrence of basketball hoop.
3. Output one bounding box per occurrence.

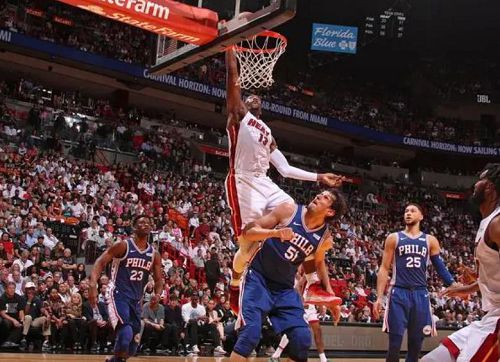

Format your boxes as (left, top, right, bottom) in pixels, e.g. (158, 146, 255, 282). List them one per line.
(232, 30, 287, 89)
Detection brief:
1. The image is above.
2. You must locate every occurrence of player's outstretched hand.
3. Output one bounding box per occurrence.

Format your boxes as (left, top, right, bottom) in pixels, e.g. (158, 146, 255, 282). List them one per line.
(275, 227, 294, 241)
(439, 283, 470, 299)
(457, 265, 478, 284)
(373, 299, 383, 321)
(318, 173, 344, 188)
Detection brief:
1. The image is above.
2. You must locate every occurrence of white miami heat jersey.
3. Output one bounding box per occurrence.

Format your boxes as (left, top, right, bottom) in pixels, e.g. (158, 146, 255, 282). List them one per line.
(475, 206, 500, 312)
(228, 111, 272, 174)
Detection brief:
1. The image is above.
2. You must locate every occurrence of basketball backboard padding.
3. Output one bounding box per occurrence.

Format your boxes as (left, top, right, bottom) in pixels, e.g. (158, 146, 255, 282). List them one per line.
(148, 0, 296, 75)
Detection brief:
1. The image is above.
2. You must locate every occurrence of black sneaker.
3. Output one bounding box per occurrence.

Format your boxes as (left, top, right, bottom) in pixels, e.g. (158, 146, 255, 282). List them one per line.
(156, 348, 171, 355)
(42, 341, 51, 352)
(19, 339, 27, 351)
(1, 341, 18, 348)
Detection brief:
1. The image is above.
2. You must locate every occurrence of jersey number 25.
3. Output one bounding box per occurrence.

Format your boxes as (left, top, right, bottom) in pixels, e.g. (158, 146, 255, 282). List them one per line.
(406, 256, 421, 268)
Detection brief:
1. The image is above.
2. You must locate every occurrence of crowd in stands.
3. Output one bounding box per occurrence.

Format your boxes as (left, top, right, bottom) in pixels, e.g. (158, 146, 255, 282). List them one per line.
(0, 76, 484, 182)
(0, 77, 486, 357)
(1, 0, 498, 147)
(0, 2, 491, 355)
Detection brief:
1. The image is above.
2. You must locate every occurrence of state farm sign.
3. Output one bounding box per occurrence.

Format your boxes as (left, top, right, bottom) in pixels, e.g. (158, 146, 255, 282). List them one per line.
(56, 0, 218, 45)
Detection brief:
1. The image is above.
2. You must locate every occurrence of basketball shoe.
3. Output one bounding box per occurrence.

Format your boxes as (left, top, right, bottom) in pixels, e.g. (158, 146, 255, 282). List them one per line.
(304, 282, 342, 305)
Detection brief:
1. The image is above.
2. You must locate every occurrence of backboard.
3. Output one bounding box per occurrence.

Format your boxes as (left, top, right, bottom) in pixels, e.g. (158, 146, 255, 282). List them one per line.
(148, 0, 296, 75)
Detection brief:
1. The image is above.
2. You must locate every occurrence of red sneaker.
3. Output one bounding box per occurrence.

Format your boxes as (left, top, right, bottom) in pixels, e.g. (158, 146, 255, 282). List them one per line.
(229, 285, 240, 315)
(304, 283, 342, 305)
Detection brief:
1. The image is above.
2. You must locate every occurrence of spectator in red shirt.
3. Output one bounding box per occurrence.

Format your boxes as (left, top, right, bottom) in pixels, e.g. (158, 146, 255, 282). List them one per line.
(194, 217, 210, 244)
(0, 232, 14, 259)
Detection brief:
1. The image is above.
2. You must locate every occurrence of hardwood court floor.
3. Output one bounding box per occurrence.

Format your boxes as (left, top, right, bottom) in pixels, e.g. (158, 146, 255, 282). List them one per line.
(0, 354, 401, 361)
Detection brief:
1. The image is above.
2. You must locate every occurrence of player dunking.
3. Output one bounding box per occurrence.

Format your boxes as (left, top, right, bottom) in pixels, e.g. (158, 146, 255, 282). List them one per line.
(373, 203, 457, 362)
(225, 48, 343, 312)
(422, 163, 500, 362)
(88, 216, 164, 362)
(231, 190, 347, 361)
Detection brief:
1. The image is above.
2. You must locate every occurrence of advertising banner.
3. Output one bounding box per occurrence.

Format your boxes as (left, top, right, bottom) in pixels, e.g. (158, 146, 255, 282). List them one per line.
(311, 23, 357, 54)
(54, 0, 218, 45)
(198, 144, 229, 158)
(53, 16, 74, 26)
(26, 8, 44, 17)
(441, 191, 467, 200)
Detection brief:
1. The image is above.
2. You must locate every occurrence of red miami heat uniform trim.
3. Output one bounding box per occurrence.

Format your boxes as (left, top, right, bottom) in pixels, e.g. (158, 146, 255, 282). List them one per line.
(470, 318, 500, 362)
(226, 123, 243, 236)
(442, 337, 460, 360)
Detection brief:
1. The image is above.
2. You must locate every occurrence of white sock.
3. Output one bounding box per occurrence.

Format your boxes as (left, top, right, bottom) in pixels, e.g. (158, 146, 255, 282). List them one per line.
(272, 334, 289, 358)
(272, 347, 283, 359)
(319, 352, 328, 362)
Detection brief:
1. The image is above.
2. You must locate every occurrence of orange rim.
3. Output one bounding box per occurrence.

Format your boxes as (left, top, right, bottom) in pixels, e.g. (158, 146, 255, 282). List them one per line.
(232, 30, 287, 54)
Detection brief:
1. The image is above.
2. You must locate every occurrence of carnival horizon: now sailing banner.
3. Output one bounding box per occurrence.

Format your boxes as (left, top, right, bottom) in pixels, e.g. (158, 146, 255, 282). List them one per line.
(55, 0, 219, 45)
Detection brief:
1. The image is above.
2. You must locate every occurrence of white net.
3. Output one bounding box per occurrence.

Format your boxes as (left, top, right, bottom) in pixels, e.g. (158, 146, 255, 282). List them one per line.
(233, 31, 287, 89)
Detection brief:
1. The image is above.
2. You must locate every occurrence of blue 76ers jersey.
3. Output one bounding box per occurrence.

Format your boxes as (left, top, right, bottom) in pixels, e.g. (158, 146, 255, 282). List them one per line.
(250, 205, 329, 290)
(391, 231, 430, 288)
(110, 238, 154, 301)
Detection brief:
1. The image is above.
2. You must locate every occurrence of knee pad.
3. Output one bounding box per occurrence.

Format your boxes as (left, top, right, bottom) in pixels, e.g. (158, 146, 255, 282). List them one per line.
(233, 324, 261, 357)
(286, 326, 311, 362)
(114, 324, 133, 353)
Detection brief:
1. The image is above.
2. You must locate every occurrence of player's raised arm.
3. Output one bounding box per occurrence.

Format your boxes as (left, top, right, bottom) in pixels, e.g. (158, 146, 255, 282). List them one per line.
(373, 233, 397, 320)
(428, 235, 456, 287)
(314, 236, 335, 295)
(226, 49, 247, 128)
(89, 240, 127, 308)
(269, 138, 344, 187)
(241, 202, 296, 242)
(313, 236, 341, 324)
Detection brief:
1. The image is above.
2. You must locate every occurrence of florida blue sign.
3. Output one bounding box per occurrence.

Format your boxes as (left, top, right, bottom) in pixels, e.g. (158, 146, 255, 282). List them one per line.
(311, 23, 358, 54)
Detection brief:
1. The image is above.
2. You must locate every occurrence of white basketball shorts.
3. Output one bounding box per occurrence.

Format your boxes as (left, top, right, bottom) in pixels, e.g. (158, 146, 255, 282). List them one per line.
(442, 307, 500, 362)
(225, 173, 293, 236)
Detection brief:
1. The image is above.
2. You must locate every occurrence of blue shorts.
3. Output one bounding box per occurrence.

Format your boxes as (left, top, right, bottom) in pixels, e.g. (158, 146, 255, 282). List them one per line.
(108, 290, 142, 335)
(238, 268, 308, 333)
(383, 286, 435, 337)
